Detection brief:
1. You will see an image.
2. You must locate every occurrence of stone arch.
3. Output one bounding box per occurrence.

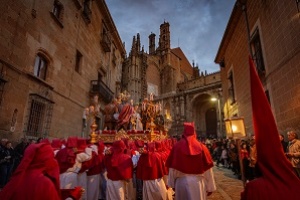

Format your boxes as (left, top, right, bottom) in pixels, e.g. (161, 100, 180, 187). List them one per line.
(36, 48, 53, 63)
(191, 93, 217, 138)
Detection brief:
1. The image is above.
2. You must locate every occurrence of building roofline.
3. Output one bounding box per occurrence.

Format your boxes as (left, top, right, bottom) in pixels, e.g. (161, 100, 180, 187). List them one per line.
(96, 0, 126, 58)
(214, 2, 242, 64)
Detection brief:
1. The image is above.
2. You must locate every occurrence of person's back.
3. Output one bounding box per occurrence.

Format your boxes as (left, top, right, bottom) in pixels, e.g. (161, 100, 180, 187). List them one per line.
(136, 142, 167, 200)
(15, 169, 60, 200)
(0, 143, 61, 200)
(166, 122, 216, 200)
(104, 140, 133, 200)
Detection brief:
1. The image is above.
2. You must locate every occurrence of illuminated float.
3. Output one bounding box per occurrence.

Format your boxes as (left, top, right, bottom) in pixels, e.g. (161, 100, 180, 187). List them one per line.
(89, 92, 169, 144)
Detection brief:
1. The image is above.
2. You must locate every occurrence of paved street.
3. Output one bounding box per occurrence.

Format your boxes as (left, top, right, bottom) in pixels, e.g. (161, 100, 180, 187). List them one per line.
(208, 165, 244, 200)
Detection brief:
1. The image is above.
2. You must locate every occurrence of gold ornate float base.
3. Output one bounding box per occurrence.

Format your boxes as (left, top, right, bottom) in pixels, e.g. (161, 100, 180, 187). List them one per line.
(98, 129, 168, 143)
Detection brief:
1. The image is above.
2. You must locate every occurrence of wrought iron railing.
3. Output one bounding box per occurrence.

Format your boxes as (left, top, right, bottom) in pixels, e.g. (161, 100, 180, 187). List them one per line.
(90, 80, 114, 103)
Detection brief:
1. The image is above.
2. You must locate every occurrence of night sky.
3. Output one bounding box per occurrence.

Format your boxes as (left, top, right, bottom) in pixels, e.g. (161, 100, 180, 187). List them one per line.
(106, 0, 236, 73)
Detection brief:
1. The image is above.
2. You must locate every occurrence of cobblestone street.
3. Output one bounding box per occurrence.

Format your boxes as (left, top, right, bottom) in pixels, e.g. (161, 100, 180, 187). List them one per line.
(208, 165, 244, 200)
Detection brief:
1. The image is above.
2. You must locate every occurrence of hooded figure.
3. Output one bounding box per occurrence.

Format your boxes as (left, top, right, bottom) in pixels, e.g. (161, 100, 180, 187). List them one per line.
(56, 137, 79, 190)
(240, 57, 300, 199)
(166, 122, 216, 200)
(76, 138, 93, 200)
(136, 142, 167, 200)
(104, 140, 133, 200)
(51, 139, 62, 156)
(0, 143, 61, 200)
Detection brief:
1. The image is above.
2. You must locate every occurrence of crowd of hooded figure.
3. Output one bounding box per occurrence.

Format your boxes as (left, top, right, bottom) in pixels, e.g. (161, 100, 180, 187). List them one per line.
(0, 122, 217, 200)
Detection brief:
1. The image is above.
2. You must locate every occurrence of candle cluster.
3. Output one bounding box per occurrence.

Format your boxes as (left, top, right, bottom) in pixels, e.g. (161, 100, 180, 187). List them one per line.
(141, 93, 162, 113)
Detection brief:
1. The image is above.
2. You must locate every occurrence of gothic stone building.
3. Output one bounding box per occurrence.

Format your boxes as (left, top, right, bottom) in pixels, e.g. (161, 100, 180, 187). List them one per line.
(215, 0, 300, 137)
(122, 22, 223, 138)
(0, 0, 125, 141)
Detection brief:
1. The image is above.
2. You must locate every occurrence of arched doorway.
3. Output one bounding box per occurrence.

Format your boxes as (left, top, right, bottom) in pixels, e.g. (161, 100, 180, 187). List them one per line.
(192, 93, 217, 138)
(205, 107, 217, 138)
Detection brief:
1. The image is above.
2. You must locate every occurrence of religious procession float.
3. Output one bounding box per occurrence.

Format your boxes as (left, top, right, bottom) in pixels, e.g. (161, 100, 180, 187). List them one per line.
(88, 91, 169, 144)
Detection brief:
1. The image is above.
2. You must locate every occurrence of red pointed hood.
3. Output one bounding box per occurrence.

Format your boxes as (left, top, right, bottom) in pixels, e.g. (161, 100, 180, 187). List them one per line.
(51, 139, 62, 150)
(0, 143, 61, 199)
(241, 57, 300, 200)
(166, 122, 213, 174)
(181, 122, 203, 155)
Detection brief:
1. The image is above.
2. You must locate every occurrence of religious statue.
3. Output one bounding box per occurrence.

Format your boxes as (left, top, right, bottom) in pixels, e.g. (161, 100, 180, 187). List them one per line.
(82, 94, 102, 138)
(116, 91, 135, 131)
(103, 98, 118, 130)
(130, 103, 143, 131)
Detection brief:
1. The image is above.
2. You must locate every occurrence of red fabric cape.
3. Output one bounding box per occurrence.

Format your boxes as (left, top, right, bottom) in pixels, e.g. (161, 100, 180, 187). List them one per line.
(87, 142, 105, 176)
(55, 148, 76, 174)
(241, 57, 300, 200)
(166, 138, 213, 174)
(77, 138, 87, 153)
(104, 153, 133, 180)
(136, 142, 166, 180)
(166, 122, 213, 174)
(0, 143, 61, 200)
(104, 140, 133, 180)
(87, 152, 105, 176)
(51, 139, 62, 150)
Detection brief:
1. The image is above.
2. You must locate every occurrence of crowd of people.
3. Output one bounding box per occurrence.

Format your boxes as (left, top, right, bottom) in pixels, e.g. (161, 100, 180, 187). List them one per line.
(1, 128, 300, 200)
(203, 130, 300, 183)
(0, 122, 217, 200)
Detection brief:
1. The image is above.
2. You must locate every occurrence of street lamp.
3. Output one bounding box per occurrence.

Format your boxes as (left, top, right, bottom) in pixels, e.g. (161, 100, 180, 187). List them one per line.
(224, 117, 246, 138)
(211, 97, 222, 138)
(224, 117, 246, 187)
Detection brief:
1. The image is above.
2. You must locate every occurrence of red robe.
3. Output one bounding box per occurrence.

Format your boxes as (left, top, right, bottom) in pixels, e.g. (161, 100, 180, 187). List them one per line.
(104, 140, 133, 180)
(166, 122, 213, 174)
(241, 57, 300, 199)
(117, 103, 134, 128)
(136, 142, 166, 180)
(0, 143, 61, 200)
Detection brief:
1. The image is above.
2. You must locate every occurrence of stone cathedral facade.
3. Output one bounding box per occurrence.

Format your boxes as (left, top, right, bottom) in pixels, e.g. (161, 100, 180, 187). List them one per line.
(122, 21, 223, 138)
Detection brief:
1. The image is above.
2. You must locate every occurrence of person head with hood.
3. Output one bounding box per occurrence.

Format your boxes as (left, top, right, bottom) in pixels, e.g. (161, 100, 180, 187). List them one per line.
(0, 142, 61, 200)
(166, 122, 214, 174)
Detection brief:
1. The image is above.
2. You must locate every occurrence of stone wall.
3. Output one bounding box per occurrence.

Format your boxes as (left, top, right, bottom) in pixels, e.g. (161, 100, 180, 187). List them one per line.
(0, 0, 125, 141)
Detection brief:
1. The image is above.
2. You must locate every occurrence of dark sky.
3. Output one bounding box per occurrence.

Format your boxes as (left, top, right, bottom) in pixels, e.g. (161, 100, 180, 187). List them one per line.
(106, 0, 236, 73)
